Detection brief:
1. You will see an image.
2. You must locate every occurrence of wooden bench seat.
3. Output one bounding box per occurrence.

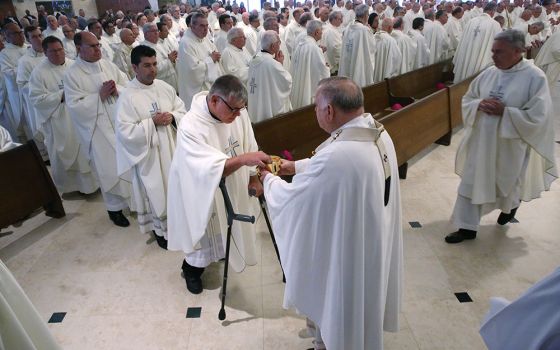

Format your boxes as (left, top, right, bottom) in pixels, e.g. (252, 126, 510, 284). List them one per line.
(387, 59, 454, 100)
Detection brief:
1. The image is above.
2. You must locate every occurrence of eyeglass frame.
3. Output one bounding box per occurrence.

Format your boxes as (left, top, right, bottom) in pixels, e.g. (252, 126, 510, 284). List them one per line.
(217, 95, 246, 113)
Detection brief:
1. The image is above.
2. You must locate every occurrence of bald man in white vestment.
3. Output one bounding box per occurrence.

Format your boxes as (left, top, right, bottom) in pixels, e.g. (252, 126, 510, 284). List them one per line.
(322, 11, 343, 74)
(116, 45, 186, 249)
(392, 17, 416, 74)
(453, 3, 502, 83)
(290, 20, 330, 109)
(339, 5, 376, 87)
(261, 77, 403, 350)
(112, 28, 137, 80)
(445, 30, 557, 244)
(167, 75, 269, 294)
(423, 10, 451, 64)
(177, 13, 223, 108)
(374, 18, 403, 82)
(64, 32, 133, 227)
(221, 28, 252, 85)
(479, 267, 560, 350)
(534, 29, 560, 139)
(141, 23, 178, 90)
(28, 36, 98, 194)
(0, 23, 28, 141)
(247, 31, 292, 123)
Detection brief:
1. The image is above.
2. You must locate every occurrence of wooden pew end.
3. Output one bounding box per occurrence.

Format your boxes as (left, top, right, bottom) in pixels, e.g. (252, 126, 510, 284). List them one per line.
(435, 131, 452, 146)
(398, 162, 408, 179)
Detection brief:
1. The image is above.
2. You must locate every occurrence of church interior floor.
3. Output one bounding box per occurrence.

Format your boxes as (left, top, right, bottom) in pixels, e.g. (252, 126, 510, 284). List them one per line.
(2, 128, 560, 350)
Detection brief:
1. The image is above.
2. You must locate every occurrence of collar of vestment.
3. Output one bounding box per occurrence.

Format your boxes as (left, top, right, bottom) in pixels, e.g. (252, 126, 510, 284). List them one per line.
(187, 29, 205, 43)
(130, 78, 155, 89)
(5, 43, 25, 50)
(27, 47, 44, 57)
(228, 43, 243, 52)
(499, 58, 529, 73)
(76, 57, 102, 74)
(190, 92, 222, 124)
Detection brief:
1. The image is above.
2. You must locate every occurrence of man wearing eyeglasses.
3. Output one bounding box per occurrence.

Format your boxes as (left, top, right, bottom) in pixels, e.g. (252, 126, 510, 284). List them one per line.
(167, 75, 270, 295)
(63, 31, 133, 228)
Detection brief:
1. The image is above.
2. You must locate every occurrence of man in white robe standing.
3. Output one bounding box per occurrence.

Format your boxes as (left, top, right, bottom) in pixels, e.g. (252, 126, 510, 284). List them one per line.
(290, 20, 330, 109)
(247, 30, 292, 123)
(445, 30, 557, 243)
(215, 14, 234, 53)
(446, 7, 464, 57)
(392, 17, 416, 74)
(244, 14, 261, 57)
(112, 28, 136, 80)
(534, 29, 560, 139)
(0, 23, 28, 141)
(167, 75, 269, 294)
(374, 18, 403, 82)
(453, 2, 502, 83)
(261, 77, 403, 350)
(64, 32, 133, 227)
(29, 36, 98, 194)
(409, 17, 431, 70)
(339, 4, 376, 87)
(116, 45, 186, 249)
(221, 28, 252, 85)
(423, 10, 451, 64)
(177, 13, 223, 109)
(141, 23, 178, 90)
(403, 2, 424, 33)
(322, 11, 343, 75)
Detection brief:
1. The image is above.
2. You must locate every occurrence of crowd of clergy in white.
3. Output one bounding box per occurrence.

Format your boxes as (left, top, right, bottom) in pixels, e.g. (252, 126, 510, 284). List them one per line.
(1, 0, 560, 348)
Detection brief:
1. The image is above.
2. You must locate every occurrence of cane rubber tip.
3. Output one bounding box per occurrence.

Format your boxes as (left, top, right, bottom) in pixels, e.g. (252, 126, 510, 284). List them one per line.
(218, 309, 226, 320)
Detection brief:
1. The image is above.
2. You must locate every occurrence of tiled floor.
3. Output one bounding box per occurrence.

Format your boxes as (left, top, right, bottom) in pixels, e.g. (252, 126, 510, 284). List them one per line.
(2, 128, 560, 350)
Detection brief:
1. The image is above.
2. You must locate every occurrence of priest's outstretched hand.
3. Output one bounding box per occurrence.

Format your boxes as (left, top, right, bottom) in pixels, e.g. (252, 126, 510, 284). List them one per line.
(223, 151, 271, 177)
(278, 159, 295, 176)
(248, 175, 263, 197)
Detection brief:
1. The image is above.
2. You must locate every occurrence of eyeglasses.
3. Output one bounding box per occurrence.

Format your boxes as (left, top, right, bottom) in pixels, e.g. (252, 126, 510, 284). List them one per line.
(218, 96, 246, 113)
(83, 43, 102, 48)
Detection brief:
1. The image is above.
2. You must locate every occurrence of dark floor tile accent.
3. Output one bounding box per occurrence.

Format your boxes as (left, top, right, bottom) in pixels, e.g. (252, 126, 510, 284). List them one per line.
(186, 307, 202, 318)
(510, 218, 519, 223)
(455, 292, 473, 303)
(409, 221, 422, 228)
(48, 312, 66, 323)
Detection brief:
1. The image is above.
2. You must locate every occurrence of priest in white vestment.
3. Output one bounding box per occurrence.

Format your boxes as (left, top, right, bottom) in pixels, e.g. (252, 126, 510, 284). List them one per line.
(167, 75, 268, 294)
(64, 32, 133, 227)
(322, 11, 343, 74)
(177, 13, 224, 109)
(374, 18, 403, 82)
(61, 25, 77, 58)
(0, 23, 28, 141)
(290, 20, 330, 109)
(452, 3, 502, 83)
(479, 267, 560, 350)
(221, 28, 252, 85)
(116, 45, 186, 248)
(261, 77, 403, 350)
(247, 31, 292, 123)
(29, 36, 98, 194)
(141, 23, 178, 90)
(534, 29, 560, 139)
(43, 15, 64, 40)
(392, 17, 417, 74)
(403, 3, 424, 33)
(339, 5, 376, 87)
(284, 8, 306, 56)
(244, 14, 261, 56)
(445, 30, 557, 244)
(215, 14, 234, 52)
(112, 28, 136, 80)
(445, 7, 464, 56)
(423, 10, 451, 64)
(88, 20, 115, 63)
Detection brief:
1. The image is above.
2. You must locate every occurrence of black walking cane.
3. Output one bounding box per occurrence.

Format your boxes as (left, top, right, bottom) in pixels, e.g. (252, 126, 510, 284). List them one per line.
(218, 177, 255, 321)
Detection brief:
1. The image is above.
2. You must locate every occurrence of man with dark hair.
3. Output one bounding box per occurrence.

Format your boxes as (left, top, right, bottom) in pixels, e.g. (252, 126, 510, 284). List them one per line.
(446, 7, 464, 56)
(261, 76, 403, 350)
(102, 20, 120, 46)
(214, 14, 233, 52)
(244, 13, 260, 56)
(409, 17, 431, 69)
(141, 23, 177, 89)
(88, 20, 114, 61)
(115, 45, 186, 250)
(64, 31, 133, 227)
(167, 75, 269, 294)
(423, 9, 450, 64)
(28, 36, 98, 194)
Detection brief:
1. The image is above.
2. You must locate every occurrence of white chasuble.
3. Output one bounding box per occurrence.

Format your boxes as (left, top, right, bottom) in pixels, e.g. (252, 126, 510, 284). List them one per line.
(141, 40, 178, 90)
(534, 30, 560, 138)
(373, 30, 403, 82)
(338, 22, 376, 87)
(177, 29, 224, 109)
(247, 51, 292, 123)
(456, 59, 557, 211)
(453, 13, 502, 83)
(423, 20, 450, 64)
(290, 36, 330, 109)
(391, 30, 416, 74)
(112, 43, 135, 80)
(16, 48, 44, 137)
(0, 43, 27, 136)
(221, 44, 252, 85)
(116, 79, 186, 236)
(167, 92, 258, 272)
(408, 29, 431, 69)
(321, 22, 343, 74)
(64, 57, 132, 200)
(263, 114, 403, 350)
(29, 58, 98, 194)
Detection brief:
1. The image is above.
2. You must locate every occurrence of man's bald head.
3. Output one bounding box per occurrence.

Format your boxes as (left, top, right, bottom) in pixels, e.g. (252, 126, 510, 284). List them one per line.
(381, 17, 394, 32)
(315, 77, 365, 133)
(75, 31, 102, 62)
(120, 28, 135, 46)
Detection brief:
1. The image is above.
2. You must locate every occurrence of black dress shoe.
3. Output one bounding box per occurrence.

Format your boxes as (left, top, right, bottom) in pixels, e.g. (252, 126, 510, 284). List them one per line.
(153, 231, 168, 250)
(182, 260, 204, 295)
(445, 229, 477, 244)
(107, 210, 130, 227)
(497, 207, 518, 225)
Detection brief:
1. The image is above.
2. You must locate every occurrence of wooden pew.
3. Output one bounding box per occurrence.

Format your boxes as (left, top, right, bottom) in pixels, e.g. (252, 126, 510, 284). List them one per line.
(363, 81, 413, 119)
(378, 89, 451, 178)
(448, 73, 478, 128)
(0, 141, 65, 229)
(387, 59, 454, 100)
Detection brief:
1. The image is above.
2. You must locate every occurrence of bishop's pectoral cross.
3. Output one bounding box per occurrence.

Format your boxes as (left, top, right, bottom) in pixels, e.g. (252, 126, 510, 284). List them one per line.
(249, 77, 257, 94)
(473, 25, 481, 38)
(149, 102, 160, 118)
(225, 136, 240, 158)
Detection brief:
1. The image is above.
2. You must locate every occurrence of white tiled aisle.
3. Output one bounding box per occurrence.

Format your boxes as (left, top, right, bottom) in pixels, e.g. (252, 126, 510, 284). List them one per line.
(2, 129, 559, 350)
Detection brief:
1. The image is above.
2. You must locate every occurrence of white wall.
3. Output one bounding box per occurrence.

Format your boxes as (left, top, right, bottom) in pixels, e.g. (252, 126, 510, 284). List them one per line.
(12, 0, 98, 19)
